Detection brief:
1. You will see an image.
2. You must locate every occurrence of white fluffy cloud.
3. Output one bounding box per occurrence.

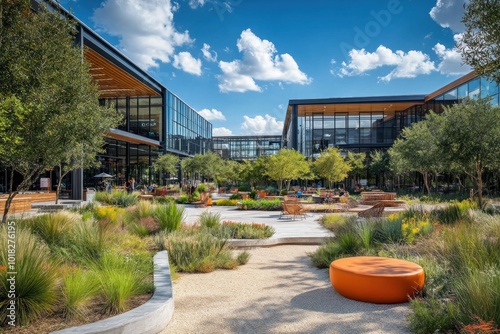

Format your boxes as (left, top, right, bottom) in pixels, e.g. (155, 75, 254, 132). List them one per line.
(92, 0, 192, 70)
(213, 127, 233, 136)
(188, 0, 206, 9)
(201, 43, 217, 62)
(173, 52, 202, 75)
(433, 34, 471, 75)
(198, 108, 226, 121)
(430, 0, 468, 33)
(339, 45, 436, 81)
(241, 114, 283, 135)
(217, 29, 311, 93)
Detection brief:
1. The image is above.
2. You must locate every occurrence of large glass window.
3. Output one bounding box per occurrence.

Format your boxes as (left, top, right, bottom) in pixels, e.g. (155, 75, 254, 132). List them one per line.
(468, 78, 480, 99)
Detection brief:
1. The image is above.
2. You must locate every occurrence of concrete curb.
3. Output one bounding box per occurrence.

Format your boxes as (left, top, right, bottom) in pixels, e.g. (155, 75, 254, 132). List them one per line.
(51, 251, 173, 334)
(227, 236, 331, 248)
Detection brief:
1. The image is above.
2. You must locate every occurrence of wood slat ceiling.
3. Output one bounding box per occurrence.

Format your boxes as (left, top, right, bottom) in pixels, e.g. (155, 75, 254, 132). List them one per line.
(84, 48, 160, 98)
(297, 101, 421, 116)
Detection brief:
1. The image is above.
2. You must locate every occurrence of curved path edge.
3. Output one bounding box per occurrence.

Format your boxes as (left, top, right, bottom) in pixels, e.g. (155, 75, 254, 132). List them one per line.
(49, 237, 326, 334)
(51, 251, 173, 334)
(227, 236, 330, 248)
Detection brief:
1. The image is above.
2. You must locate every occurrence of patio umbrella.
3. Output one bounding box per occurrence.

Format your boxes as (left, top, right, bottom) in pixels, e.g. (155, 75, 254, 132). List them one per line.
(93, 172, 113, 178)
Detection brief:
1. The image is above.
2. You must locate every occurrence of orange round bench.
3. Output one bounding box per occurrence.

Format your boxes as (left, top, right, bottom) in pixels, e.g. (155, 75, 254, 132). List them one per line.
(329, 256, 424, 304)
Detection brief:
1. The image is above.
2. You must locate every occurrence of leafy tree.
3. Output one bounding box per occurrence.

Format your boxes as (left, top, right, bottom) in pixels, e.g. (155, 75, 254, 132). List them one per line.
(154, 153, 180, 184)
(219, 160, 243, 185)
(457, 0, 500, 84)
(436, 98, 500, 207)
(313, 147, 352, 189)
(388, 116, 443, 195)
(266, 149, 310, 192)
(194, 152, 224, 183)
(180, 157, 195, 180)
(369, 150, 390, 188)
(239, 156, 270, 188)
(54, 142, 104, 204)
(345, 151, 366, 185)
(0, 1, 121, 222)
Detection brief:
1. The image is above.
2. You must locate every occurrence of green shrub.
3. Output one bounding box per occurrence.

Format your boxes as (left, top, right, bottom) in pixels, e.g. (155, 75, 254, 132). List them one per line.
(128, 222, 153, 237)
(165, 230, 234, 273)
(61, 269, 99, 320)
(217, 222, 275, 239)
(308, 240, 343, 268)
(237, 251, 251, 265)
(374, 217, 404, 244)
(0, 226, 58, 326)
(355, 220, 375, 249)
(176, 195, 189, 204)
(265, 186, 277, 195)
(189, 191, 200, 202)
(214, 199, 239, 206)
(68, 219, 105, 264)
(111, 190, 138, 207)
(24, 211, 78, 247)
(431, 201, 475, 225)
(229, 193, 242, 200)
(280, 189, 288, 196)
(92, 252, 144, 314)
(199, 211, 221, 228)
(336, 231, 360, 255)
(407, 297, 459, 334)
(249, 189, 257, 199)
(239, 199, 282, 210)
(136, 200, 154, 218)
(196, 183, 207, 192)
(154, 203, 185, 233)
(153, 196, 175, 205)
(454, 268, 500, 327)
(94, 191, 114, 205)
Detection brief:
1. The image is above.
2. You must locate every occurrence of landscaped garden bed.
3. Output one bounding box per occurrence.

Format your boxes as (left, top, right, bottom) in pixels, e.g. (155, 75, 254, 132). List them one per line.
(0, 191, 275, 332)
(311, 200, 500, 333)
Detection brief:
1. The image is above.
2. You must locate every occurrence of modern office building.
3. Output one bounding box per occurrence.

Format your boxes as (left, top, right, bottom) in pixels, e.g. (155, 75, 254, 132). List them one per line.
(0, 1, 212, 198)
(283, 72, 499, 159)
(211, 135, 282, 161)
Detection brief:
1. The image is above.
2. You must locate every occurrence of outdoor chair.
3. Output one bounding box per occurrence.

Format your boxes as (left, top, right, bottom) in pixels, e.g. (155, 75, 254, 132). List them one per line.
(193, 192, 210, 208)
(283, 195, 299, 202)
(281, 202, 309, 220)
(357, 202, 385, 218)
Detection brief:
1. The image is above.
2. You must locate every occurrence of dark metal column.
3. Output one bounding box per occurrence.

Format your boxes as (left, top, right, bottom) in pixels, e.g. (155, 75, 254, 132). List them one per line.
(291, 104, 298, 151)
(71, 168, 83, 200)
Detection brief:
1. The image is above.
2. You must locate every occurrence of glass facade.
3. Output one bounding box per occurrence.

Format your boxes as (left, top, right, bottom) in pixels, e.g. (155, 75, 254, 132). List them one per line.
(90, 93, 212, 188)
(286, 75, 499, 160)
(212, 135, 282, 160)
(165, 91, 212, 156)
(296, 111, 396, 158)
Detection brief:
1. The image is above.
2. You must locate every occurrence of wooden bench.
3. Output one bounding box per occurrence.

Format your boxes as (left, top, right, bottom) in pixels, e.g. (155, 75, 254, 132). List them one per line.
(358, 202, 385, 218)
(0, 197, 32, 214)
(138, 194, 154, 201)
(360, 200, 407, 207)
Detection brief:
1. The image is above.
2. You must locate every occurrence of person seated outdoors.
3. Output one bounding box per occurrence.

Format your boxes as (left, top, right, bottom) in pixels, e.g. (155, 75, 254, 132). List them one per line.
(339, 186, 346, 197)
(296, 189, 303, 198)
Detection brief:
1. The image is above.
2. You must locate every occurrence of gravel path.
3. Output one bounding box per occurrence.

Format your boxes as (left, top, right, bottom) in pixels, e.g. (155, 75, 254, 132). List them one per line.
(162, 245, 411, 334)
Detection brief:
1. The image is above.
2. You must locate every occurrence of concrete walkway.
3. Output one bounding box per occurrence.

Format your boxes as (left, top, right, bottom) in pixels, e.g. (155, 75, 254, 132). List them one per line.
(182, 204, 334, 242)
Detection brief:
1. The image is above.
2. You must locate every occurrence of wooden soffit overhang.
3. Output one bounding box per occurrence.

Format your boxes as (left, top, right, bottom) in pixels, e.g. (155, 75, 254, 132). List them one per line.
(84, 48, 161, 98)
(295, 101, 422, 116)
(105, 128, 161, 147)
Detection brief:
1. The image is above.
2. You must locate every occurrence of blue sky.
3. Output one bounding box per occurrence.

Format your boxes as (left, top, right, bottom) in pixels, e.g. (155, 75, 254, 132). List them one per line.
(60, 0, 470, 136)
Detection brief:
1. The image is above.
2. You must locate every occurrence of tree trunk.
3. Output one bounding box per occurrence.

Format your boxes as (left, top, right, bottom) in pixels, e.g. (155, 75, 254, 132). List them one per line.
(422, 171, 431, 195)
(476, 167, 484, 208)
(55, 165, 62, 204)
(2, 170, 16, 224)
